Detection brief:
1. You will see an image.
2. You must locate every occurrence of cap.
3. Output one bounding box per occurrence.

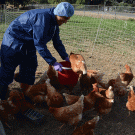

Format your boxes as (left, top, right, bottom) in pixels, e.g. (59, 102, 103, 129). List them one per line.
(54, 2, 74, 17)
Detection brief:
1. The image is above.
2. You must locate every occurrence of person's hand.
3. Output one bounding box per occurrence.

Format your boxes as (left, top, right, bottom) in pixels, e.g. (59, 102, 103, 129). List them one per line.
(53, 62, 63, 71)
(65, 57, 70, 62)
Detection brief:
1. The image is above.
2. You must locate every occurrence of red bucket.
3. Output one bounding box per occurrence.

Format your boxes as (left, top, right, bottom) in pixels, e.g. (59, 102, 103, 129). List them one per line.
(58, 61, 79, 87)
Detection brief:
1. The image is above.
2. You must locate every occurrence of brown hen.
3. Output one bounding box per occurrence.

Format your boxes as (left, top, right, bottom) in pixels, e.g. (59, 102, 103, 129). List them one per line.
(49, 95, 84, 129)
(45, 79, 64, 107)
(72, 116, 100, 135)
(119, 64, 134, 86)
(0, 90, 34, 128)
(63, 84, 101, 112)
(94, 91, 114, 116)
(24, 83, 47, 105)
(126, 86, 135, 116)
(98, 86, 114, 99)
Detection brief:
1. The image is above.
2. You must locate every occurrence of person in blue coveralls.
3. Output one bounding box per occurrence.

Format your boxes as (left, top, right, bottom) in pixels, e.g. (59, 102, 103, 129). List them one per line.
(0, 2, 74, 100)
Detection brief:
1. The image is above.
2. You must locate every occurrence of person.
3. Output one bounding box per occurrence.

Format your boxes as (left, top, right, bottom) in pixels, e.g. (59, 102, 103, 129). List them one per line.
(0, 2, 74, 100)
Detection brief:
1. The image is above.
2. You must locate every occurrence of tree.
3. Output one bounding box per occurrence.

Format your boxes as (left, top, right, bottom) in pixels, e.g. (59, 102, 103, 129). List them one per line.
(6, 0, 31, 8)
(0, 0, 5, 4)
(40, 0, 48, 4)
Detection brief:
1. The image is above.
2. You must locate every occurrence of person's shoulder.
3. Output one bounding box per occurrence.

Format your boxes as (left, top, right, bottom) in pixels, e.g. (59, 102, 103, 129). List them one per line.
(27, 8, 47, 14)
(27, 8, 55, 23)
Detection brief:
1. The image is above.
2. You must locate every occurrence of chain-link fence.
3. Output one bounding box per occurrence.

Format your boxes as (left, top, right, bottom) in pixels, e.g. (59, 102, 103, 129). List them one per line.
(0, 4, 135, 84)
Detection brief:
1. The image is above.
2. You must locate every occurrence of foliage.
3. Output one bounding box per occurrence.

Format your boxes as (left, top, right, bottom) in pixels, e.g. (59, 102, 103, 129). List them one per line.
(59, 14, 134, 47)
(128, 18, 135, 21)
(75, 0, 85, 4)
(40, 0, 48, 4)
(118, 2, 131, 6)
(29, 0, 40, 4)
(5, 0, 31, 8)
(4, 0, 135, 6)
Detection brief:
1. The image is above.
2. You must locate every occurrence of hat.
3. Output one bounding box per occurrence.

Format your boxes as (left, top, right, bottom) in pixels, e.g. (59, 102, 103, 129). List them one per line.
(54, 2, 74, 17)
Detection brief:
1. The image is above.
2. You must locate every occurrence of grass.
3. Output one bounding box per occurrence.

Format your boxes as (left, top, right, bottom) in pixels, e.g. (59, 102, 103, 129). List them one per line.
(0, 23, 8, 41)
(0, 12, 134, 55)
(60, 14, 134, 53)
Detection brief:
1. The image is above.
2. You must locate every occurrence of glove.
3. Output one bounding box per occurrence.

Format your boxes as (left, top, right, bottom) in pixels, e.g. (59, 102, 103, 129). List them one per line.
(65, 57, 70, 62)
(53, 62, 63, 71)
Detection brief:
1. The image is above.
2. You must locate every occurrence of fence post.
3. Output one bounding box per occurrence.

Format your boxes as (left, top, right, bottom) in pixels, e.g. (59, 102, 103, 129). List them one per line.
(115, 6, 116, 20)
(83, 5, 85, 16)
(98, 5, 99, 15)
(4, 4, 6, 26)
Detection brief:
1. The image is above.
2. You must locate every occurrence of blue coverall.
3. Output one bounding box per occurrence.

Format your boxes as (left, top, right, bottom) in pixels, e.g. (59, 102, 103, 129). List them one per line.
(0, 7, 68, 86)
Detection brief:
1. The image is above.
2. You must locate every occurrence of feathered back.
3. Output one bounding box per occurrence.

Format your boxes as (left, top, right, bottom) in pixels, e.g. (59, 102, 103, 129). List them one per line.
(63, 93, 79, 105)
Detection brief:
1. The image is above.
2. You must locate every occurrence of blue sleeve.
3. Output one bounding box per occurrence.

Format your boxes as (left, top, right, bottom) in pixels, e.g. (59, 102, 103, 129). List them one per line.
(52, 26, 68, 60)
(32, 13, 56, 65)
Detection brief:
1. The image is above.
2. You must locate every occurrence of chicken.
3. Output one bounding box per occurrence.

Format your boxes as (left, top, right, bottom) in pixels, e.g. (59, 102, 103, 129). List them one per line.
(113, 75, 127, 97)
(96, 65, 132, 97)
(8, 90, 35, 113)
(92, 83, 114, 99)
(69, 52, 87, 75)
(79, 70, 104, 94)
(79, 73, 97, 93)
(109, 65, 133, 97)
(22, 67, 63, 107)
(0, 90, 34, 128)
(96, 77, 115, 90)
(45, 79, 64, 107)
(98, 86, 114, 99)
(63, 93, 79, 105)
(119, 64, 134, 86)
(94, 92, 114, 116)
(126, 86, 135, 116)
(87, 70, 104, 82)
(46, 65, 66, 91)
(49, 95, 84, 128)
(72, 116, 100, 135)
(80, 70, 104, 91)
(34, 65, 58, 86)
(96, 74, 127, 97)
(63, 84, 101, 112)
(0, 99, 16, 129)
(92, 83, 99, 91)
(24, 83, 47, 105)
(35, 71, 48, 85)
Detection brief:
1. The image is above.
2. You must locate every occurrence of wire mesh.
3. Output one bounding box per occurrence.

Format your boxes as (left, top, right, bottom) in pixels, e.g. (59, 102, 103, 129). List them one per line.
(0, 4, 135, 85)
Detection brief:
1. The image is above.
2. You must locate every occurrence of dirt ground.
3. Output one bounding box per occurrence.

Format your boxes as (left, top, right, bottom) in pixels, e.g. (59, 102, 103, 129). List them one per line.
(0, 41, 133, 135)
